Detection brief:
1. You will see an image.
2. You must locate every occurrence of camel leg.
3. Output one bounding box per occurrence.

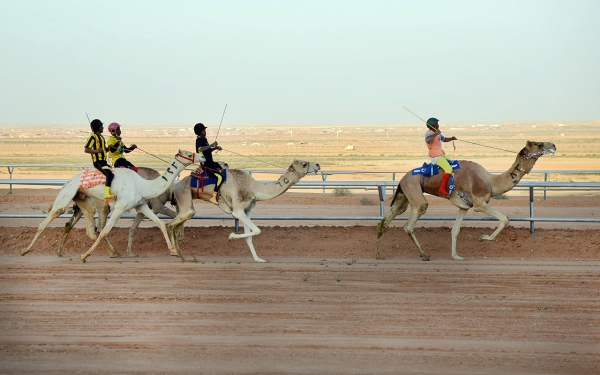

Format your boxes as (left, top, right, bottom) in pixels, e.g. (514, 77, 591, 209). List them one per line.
(80, 207, 125, 262)
(57, 206, 83, 257)
(228, 210, 266, 263)
(376, 194, 409, 260)
(403, 200, 430, 261)
(474, 202, 510, 241)
(126, 213, 145, 257)
(451, 208, 468, 261)
(135, 204, 177, 259)
(166, 208, 195, 258)
(97, 202, 120, 258)
(22, 206, 67, 255)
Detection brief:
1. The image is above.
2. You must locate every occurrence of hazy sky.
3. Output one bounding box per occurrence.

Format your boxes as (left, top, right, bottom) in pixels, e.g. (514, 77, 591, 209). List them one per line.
(1, 1, 598, 126)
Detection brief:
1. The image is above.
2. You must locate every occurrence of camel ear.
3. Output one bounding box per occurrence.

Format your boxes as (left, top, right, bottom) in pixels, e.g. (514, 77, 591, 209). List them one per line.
(526, 141, 533, 148)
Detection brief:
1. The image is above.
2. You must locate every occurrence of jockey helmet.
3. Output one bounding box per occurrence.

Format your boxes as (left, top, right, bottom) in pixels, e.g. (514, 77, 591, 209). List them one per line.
(108, 122, 121, 132)
(194, 123, 207, 136)
(426, 118, 439, 130)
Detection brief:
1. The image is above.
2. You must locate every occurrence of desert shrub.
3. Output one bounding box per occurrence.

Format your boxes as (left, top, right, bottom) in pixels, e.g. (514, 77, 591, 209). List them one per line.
(333, 188, 351, 197)
(360, 197, 374, 206)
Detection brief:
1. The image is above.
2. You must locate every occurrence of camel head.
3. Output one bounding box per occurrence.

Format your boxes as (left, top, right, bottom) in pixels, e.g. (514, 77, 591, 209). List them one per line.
(289, 159, 321, 177)
(176, 149, 206, 166)
(520, 141, 557, 160)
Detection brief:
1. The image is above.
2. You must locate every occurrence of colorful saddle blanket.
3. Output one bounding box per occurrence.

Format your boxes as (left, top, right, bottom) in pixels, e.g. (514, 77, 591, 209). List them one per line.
(79, 168, 111, 190)
(411, 160, 460, 177)
(190, 168, 227, 193)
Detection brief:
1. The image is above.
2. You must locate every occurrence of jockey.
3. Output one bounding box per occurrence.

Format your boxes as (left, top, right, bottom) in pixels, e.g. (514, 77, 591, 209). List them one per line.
(84, 119, 114, 199)
(425, 118, 457, 196)
(107, 122, 138, 172)
(194, 123, 224, 204)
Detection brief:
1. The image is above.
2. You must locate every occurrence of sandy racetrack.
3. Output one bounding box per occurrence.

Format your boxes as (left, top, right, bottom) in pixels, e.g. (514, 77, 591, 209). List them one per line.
(0, 190, 599, 374)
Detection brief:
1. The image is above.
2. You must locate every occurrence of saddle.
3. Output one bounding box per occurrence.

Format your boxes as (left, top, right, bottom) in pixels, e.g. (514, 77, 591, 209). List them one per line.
(190, 167, 227, 195)
(79, 168, 110, 190)
(410, 160, 471, 206)
(411, 160, 460, 177)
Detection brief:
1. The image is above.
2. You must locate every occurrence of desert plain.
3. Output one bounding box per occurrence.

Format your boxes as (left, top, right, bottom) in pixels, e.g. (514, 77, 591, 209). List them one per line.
(0, 121, 599, 374)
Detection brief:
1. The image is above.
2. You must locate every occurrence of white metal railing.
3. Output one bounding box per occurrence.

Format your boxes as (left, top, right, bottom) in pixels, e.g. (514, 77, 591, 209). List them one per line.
(1, 178, 599, 234)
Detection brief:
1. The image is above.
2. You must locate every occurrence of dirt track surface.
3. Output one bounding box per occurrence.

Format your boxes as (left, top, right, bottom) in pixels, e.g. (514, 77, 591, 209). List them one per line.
(1, 189, 600, 374)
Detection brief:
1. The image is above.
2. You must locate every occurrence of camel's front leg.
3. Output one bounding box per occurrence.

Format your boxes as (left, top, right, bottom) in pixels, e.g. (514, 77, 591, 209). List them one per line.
(97, 202, 120, 258)
(136, 204, 177, 259)
(474, 202, 510, 241)
(81, 208, 125, 262)
(376, 194, 409, 260)
(451, 208, 468, 261)
(228, 210, 266, 263)
(403, 201, 430, 261)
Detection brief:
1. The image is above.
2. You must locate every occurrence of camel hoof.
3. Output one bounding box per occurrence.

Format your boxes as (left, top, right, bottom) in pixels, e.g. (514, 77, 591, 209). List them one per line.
(20, 249, 28, 256)
(254, 258, 268, 263)
(376, 254, 385, 260)
(127, 253, 139, 258)
(421, 255, 431, 261)
(453, 255, 466, 261)
(479, 234, 492, 241)
(80, 254, 87, 263)
(169, 252, 179, 257)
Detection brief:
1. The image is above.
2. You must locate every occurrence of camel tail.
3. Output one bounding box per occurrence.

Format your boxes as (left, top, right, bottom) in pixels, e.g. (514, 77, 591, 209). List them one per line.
(390, 184, 404, 206)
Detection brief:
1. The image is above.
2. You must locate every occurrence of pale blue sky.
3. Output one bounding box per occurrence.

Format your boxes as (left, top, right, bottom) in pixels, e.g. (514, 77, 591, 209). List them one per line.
(1, 0, 598, 126)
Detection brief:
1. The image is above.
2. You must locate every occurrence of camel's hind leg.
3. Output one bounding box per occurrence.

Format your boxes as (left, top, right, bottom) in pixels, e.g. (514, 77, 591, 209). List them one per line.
(126, 213, 145, 257)
(474, 202, 510, 242)
(135, 204, 176, 260)
(57, 204, 84, 257)
(21, 182, 79, 256)
(451, 208, 468, 261)
(403, 199, 430, 261)
(228, 209, 266, 263)
(376, 193, 409, 260)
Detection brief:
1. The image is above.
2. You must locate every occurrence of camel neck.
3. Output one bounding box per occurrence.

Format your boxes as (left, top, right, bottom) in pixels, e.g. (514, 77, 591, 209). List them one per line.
(253, 168, 302, 201)
(492, 153, 537, 196)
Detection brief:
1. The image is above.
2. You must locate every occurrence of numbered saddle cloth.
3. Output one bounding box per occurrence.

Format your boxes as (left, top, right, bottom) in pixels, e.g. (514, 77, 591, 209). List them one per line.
(411, 160, 460, 177)
(190, 168, 227, 192)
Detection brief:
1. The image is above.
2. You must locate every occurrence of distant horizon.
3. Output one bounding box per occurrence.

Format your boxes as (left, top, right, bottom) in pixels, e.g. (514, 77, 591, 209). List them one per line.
(1, 119, 598, 130)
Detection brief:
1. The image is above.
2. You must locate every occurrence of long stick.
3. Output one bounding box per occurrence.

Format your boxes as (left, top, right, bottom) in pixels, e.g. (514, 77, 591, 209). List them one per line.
(403, 106, 515, 153)
(214, 104, 228, 143)
(86, 113, 91, 125)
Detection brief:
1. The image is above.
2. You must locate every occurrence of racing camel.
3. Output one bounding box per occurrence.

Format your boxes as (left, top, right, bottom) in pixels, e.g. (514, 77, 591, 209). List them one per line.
(21, 150, 205, 261)
(166, 159, 321, 262)
(376, 141, 556, 261)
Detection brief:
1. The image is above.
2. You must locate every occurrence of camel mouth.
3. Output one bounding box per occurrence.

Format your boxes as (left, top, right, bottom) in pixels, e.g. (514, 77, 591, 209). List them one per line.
(543, 147, 556, 155)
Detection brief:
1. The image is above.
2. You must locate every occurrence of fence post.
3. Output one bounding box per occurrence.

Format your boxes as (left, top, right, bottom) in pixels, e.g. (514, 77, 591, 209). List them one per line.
(544, 172, 547, 200)
(7, 166, 15, 194)
(321, 173, 329, 197)
(529, 186, 535, 234)
(378, 185, 386, 217)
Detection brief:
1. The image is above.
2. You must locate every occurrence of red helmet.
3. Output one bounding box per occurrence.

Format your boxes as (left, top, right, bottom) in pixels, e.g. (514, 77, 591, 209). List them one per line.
(108, 122, 120, 132)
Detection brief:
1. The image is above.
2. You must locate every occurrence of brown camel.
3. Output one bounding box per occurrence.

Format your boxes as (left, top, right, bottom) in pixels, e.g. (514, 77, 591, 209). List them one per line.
(376, 141, 556, 261)
(166, 159, 321, 262)
(56, 166, 181, 258)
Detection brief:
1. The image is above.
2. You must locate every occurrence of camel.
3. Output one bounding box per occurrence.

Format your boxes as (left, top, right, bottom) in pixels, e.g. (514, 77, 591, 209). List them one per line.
(166, 159, 321, 262)
(21, 150, 205, 262)
(56, 166, 181, 258)
(376, 141, 556, 261)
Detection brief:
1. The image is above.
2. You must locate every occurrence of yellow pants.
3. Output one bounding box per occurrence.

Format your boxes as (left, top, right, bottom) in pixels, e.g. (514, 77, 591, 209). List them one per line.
(431, 156, 453, 174)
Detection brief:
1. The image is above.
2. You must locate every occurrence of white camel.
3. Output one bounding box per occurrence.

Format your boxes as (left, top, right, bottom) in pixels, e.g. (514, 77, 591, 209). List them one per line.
(56, 166, 181, 258)
(376, 141, 556, 261)
(21, 150, 205, 262)
(166, 159, 321, 262)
